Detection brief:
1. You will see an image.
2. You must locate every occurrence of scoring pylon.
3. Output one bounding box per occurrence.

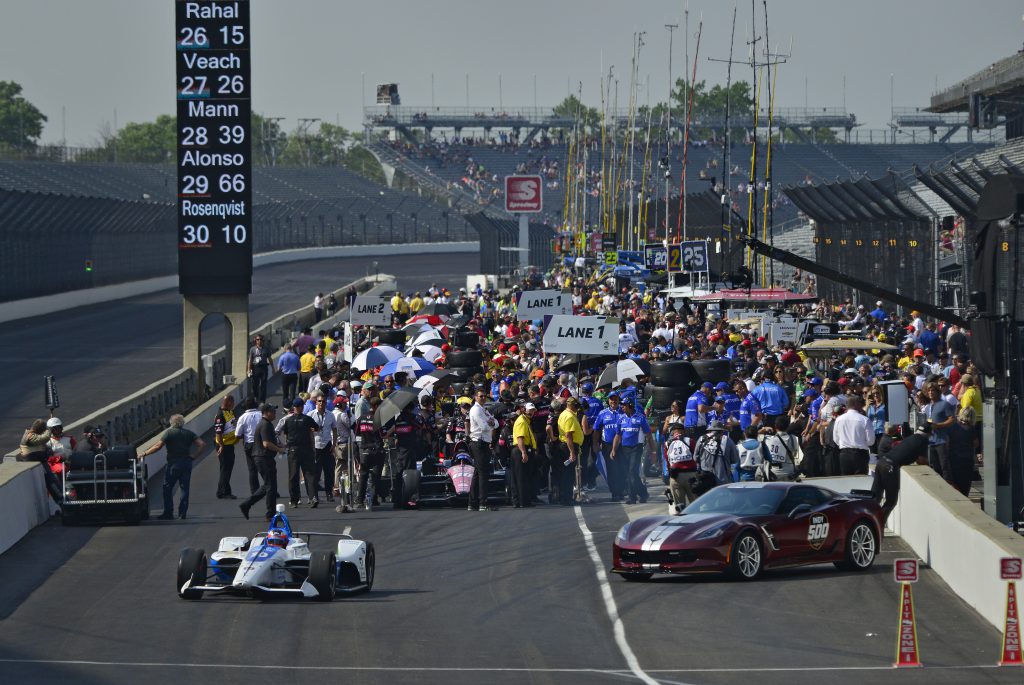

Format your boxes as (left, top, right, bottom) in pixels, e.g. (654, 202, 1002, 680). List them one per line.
(895, 582, 922, 667)
(1000, 581, 1022, 667)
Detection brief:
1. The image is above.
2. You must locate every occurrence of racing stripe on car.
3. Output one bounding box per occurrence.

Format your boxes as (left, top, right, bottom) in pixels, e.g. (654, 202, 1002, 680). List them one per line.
(641, 525, 673, 551)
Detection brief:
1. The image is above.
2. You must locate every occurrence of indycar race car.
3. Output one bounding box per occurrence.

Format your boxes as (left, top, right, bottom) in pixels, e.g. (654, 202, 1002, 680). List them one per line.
(612, 482, 884, 581)
(177, 504, 374, 600)
(402, 440, 508, 507)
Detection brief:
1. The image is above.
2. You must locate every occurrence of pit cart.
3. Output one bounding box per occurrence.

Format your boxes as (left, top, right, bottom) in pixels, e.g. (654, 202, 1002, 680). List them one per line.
(61, 447, 149, 526)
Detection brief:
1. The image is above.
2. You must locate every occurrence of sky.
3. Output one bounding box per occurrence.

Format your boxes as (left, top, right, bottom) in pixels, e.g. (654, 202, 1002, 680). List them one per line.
(1, 0, 1022, 146)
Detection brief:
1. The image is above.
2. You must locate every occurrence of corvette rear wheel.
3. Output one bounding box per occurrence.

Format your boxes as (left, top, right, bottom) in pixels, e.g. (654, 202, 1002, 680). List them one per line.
(309, 551, 337, 601)
(177, 548, 206, 600)
(835, 521, 877, 571)
(728, 532, 762, 580)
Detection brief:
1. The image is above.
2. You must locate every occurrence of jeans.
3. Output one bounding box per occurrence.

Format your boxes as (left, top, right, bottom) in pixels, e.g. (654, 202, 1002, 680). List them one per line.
(602, 442, 623, 500)
(241, 456, 278, 517)
(162, 459, 193, 517)
(287, 448, 317, 503)
(928, 442, 952, 482)
(250, 368, 269, 402)
(620, 444, 644, 503)
(314, 446, 335, 498)
(281, 374, 298, 405)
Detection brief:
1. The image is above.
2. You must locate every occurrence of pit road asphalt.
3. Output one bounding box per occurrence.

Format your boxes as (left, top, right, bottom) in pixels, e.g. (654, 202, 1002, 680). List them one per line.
(0, 251, 473, 450)
(0, 452, 1017, 685)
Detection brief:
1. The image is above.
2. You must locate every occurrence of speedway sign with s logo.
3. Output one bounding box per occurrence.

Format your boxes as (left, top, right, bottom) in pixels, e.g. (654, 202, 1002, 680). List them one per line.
(505, 175, 543, 213)
(894, 558, 919, 583)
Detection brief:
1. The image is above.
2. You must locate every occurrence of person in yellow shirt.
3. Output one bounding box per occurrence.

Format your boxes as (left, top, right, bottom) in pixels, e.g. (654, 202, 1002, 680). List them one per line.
(958, 375, 983, 429)
(586, 291, 601, 311)
(556, 398, 585, 505)
(409, 292, 424, 314)
(512, 403, 538, 507)
(299, 345, 317, 393)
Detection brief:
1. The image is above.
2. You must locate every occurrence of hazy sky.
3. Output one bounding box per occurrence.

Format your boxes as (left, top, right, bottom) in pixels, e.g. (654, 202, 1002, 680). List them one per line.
(1, 0, 1022, 146)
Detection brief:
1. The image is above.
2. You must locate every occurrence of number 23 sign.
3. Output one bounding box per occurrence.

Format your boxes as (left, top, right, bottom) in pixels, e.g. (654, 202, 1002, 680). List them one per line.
(667, 241, 709, 274)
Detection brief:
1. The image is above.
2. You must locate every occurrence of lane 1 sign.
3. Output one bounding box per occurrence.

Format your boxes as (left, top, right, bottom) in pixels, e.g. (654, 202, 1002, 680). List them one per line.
(542, 315, 617, 355)
(517, 289, 572, 321)
(504, 175, 542, 213)
(350, 296, 392, 326)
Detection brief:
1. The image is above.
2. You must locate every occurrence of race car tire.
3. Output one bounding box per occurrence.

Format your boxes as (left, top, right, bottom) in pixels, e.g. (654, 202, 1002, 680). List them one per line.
(402, 469, 420, 503)
(834, 520, 878, 572)
(447, 366, 481, 381)
(647, 384, 698, 411)
(309, 551, 337, 602)
(363, 543, 376, 592)
(453, 331, 480, 349)
(447, 349, 483, 367)
(177, 548, 207, 600)
(649, 360, 700, 387)
(691, 359, 732, 386)
(622, 572, 653, 582)
(375, 328, 405, 346)
(727, 531, 763, 580)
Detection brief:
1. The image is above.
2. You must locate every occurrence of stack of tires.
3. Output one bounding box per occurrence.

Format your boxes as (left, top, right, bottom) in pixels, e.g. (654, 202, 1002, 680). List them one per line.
(446, 329, 482, 381)
(647, 360, 702, 413)
(690, 359, 732, 388)
(374, 328, 406, 347)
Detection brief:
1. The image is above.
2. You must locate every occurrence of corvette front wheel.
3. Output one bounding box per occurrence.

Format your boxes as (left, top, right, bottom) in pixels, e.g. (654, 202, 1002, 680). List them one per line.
(728, 532, 762, 580)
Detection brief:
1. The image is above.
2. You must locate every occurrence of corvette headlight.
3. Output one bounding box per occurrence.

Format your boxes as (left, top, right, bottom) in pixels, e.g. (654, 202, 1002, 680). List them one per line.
(695, 523, 730, 540)
(615, 525, 630, 543)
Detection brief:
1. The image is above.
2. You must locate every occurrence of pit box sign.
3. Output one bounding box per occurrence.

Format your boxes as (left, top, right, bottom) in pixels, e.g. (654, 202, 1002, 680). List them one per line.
(542, 315, 618, 355)
(644, 244, 668, 270)
(516, 289, 572, 321)
(350, 296, 392, 326)
(894, 558, 919, 583)
(504, 175, 543, 213)
(667, 240, 709, 274)
(176, 0, 253, 296)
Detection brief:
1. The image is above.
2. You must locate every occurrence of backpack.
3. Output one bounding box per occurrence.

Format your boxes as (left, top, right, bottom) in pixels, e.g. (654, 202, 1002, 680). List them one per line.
(665, 438, 697, 472)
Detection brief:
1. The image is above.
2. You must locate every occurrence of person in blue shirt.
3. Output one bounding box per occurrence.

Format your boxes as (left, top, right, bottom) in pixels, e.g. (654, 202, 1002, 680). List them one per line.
(734, 380, 762, 432)
(579, 382, 604, 489)
(278, 345, 301, 406)
(489, 369, 502, 401)
(750, 373, 789, 428)
(684, 382, 713, 433)
(591, 393, 624, 501)
(868, 301, 887, 322)
(610, 401, 655, 504)
(617, 378, 643, 413)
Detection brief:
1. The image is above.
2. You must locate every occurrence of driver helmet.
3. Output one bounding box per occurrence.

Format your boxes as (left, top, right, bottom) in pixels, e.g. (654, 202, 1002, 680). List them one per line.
(46, 417, 63, 429)
(267, 529, 288, 548)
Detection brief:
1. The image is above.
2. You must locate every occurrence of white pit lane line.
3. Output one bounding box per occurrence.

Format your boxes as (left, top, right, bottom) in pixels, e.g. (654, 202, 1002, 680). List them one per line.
(573, 504, 669, 685)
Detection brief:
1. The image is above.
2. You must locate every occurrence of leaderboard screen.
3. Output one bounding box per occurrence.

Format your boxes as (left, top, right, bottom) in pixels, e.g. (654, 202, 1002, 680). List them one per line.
(175, 0, 252, 295)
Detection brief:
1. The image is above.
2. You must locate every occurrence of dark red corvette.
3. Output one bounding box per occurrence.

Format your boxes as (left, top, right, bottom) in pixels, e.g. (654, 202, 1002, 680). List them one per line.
(612, 482, 885, 581)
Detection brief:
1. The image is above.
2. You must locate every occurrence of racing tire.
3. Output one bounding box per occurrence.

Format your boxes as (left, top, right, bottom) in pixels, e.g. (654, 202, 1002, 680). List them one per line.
(647, 385, 698, 411)
(453, 331, 480, 349)
(649, 360, 700, 387)
(309, 551, 337, 602)
(727, 531, 763, 581)
(362, 543, 375, 593)
(177, 548, 207, 600)
(622, 572, 653, 582)
(375, 328, 405, 346)
(691, 359, 732, 386)
(834, 520, 878, 572)
(401, 469, 420, 504)
(447, 349, 483, 367)
(447, 366, 480, 381)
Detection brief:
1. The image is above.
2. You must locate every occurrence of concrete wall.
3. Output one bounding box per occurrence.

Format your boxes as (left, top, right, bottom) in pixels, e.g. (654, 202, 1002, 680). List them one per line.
(889, 466, 1024, 629)
(0, 462, 54, 555)
(0, 241, 478, 325)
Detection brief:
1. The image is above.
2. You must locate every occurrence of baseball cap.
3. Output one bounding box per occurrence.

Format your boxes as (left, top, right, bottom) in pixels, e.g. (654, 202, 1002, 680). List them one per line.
(701, 381, 714, 389)
(837, 377, 849, 387)
(913, 349, 924, 357)
(259, 403, 277, 412)
(714, 381, 729, 391)
(802, 388, 819, 398)
(809, 377, 823, 386)
(291, 398, 305, 408)
(581, 382, 594, 393)
(351, 380, 362, 388)
(524, 402, 537, 411)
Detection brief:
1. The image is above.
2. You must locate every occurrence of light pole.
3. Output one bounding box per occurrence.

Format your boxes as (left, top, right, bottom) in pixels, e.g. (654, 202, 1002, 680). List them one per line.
(387, 213, 394, 243)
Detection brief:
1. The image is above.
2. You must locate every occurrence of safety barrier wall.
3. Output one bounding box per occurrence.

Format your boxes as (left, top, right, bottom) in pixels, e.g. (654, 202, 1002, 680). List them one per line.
(889, 465, 1024, 629)
(0, 463, 54, 555)
(0, 241, 478, 325)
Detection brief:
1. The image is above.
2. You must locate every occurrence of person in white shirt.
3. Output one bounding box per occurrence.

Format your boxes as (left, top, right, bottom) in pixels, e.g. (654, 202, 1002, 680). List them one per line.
(306, 394, 338, 502)
(832, 395, 874, 475)
(233, 399, 264, 495)
(467, 389, 498, 511)
(331, 395, 354, 512)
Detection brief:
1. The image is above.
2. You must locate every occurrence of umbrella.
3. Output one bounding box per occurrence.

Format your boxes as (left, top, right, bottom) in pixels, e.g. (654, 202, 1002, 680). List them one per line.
(407, 314, 448, 326)
(596, 359, 651, 389)
(414, 369, 457, 392)
(351, 345, 404, 371)
(553, 353, 620, 373)
(445, 314, 471, 329)
(418, 302, 454, 316)
(374, 387, 421, 429)
(410, 330, 446, 348)
(402, 322, 435, 335)
(407, 344, 443, 363)
(379, 356, 437, 378)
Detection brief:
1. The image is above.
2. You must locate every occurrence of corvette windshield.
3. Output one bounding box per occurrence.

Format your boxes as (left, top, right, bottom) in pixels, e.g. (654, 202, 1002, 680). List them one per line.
(683, 487, 785, 516)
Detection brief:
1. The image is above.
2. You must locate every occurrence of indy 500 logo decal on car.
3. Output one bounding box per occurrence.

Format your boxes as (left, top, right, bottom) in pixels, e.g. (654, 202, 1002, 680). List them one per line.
(807, 513, 829, 550)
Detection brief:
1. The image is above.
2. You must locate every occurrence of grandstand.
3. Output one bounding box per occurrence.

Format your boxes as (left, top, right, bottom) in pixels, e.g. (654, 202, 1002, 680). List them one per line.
(0, 160, 474, 302)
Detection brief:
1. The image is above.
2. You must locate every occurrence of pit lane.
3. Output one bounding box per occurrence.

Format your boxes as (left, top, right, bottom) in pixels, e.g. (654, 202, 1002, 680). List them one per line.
(0, 442, 1018, 685)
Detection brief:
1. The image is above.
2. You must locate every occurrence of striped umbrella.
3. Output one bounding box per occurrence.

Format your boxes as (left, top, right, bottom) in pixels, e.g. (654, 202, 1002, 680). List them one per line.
(406, 344, 443, 363)
(351, 345, 404, 371)
(379, 356, 437, 378)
